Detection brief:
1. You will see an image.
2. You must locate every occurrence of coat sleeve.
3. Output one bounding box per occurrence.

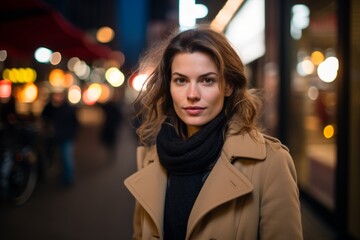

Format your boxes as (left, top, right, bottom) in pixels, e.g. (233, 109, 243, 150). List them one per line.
(259, 143, 303, 240)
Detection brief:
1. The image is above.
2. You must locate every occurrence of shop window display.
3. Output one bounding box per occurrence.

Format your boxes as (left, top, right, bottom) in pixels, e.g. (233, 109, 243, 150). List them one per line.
(289, 1, 338, 209)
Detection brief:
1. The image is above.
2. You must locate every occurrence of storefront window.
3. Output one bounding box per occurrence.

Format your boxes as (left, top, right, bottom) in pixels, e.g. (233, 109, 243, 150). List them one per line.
(289, 1, 338, 210)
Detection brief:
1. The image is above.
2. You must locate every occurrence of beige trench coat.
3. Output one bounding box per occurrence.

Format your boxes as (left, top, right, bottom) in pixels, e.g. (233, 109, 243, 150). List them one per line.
(124, 131, 303, 240)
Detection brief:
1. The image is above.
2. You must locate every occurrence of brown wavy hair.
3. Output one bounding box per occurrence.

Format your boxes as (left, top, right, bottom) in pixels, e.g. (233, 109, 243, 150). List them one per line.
(133, 24, 262, 146)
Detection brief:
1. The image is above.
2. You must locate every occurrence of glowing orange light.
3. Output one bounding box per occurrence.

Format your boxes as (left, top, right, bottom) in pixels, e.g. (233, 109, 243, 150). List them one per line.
(15, 82, 38, 103)
(96, 26, 115, 43)
(64, 73, 75, 88)
(49, 69, 65, 88)
(97, 84, 111, 103)
(311, 50, 324, 66)
(323, 124, 335, 139)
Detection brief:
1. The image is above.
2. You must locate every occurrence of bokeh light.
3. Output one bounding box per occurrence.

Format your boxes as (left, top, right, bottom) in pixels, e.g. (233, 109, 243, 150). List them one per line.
(82, 88, 96, 106)
(97, 84, 112, 103)
(0, 50, 7, 61)
(311, 50, 324, 65)
(105, 67, 125, 87)
(74, 60, 90, 80)
(96, 26, 115, 43)
(323, 124, 335, 139)
(64, 73, 75, 88)
(307, 86, 319, 100)
(131, 73, 148, 91)
(0, 80, 12, 98)
(34, 47, 53, 63)
(68, 85, 82, 104)
(50, 52, 62, 65)
(67, 57, 81, 71)
(49, 69, 65, 88)
(297, 58, 314, 76)
(15, 82, 38, 103)
(2, 68, 37, 83)
(291, 4, 310, 40)
(86, 83, 102, 103)
(317, 56, 339, 83)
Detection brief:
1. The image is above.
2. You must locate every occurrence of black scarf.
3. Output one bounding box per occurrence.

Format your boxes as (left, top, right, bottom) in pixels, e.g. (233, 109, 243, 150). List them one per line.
(156, 112, 227, 240)
(157, 112, 227, 175)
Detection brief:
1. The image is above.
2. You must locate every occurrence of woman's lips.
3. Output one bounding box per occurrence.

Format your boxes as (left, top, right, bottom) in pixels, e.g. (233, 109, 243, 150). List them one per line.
(184, 106, 205, 115)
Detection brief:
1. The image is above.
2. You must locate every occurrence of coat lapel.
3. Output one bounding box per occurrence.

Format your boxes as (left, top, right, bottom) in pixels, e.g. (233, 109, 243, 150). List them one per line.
(124, 159, 167, 237)
(186, 151, 254, 237)
(186, 131, 266, 238)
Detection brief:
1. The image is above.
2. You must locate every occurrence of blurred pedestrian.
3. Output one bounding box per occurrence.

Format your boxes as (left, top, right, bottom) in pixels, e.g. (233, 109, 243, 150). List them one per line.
(41, 90, 79, 186)
(100, 95, 123, 160)
(125, 25, 303, 239)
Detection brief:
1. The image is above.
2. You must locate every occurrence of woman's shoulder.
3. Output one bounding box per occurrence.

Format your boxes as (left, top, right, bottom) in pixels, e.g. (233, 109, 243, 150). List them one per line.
(223, 130, 291, 163)
(226, 131, 297, 187)
(260, 134, 296, 177)
(234, 132, 297, 183)
(262, 134, 289, 152)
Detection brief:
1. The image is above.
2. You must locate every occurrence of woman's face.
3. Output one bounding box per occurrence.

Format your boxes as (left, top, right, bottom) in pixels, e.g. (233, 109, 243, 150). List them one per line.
(170, 51, 232, 137)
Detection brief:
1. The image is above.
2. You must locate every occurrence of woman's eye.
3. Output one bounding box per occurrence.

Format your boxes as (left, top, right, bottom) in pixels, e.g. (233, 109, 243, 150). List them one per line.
(202, 77, 215, 85)
(173, 78, 186, 85)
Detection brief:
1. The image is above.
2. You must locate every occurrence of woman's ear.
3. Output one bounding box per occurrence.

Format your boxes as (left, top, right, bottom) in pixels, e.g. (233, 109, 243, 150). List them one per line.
(225, 85, 233, 97)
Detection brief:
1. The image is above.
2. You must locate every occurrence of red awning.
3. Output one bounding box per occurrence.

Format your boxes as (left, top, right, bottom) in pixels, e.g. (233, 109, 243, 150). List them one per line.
(0, 0, 113, 62)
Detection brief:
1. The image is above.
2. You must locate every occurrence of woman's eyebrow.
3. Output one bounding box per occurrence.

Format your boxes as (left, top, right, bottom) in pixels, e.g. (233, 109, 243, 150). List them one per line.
(172, 72, 218, 77)
(199, 72, 219, 77)
(172, 72, 186, 77)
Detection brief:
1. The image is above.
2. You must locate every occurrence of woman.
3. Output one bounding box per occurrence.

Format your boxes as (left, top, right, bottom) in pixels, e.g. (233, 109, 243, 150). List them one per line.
(125, 25, 303, 240)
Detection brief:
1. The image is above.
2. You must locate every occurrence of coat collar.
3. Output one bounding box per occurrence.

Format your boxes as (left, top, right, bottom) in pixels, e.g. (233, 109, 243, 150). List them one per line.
(124, 131, 266, 239)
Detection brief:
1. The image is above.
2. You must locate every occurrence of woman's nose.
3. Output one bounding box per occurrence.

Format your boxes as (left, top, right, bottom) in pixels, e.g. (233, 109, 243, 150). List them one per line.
(187, 83, 200, 101)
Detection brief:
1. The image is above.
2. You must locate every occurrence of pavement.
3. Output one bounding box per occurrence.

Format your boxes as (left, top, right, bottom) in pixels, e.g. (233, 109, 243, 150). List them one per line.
(0, 119, 138, 240)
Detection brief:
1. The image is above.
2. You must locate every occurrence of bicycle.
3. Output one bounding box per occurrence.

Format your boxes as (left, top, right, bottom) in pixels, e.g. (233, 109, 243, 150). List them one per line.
(0, 122, 38, 206)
